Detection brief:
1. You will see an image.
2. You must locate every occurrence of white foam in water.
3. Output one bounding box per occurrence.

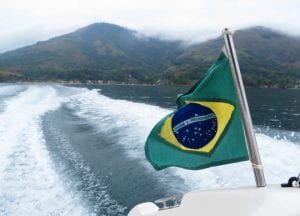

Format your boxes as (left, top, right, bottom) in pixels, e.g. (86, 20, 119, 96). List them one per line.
(66, 88, 185, 190)
(0, 85, 28, 112)
(0, 86, 91, 216)
(3, 84, 297, 214)
(172, 133, 300, 190)
(0, 84, 27, 96)
(67, 89, 171, 163)
(68, 88, 300, 191)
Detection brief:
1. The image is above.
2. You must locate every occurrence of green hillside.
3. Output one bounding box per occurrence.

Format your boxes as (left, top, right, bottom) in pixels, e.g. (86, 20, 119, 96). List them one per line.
(0, 24, 299, 88)
(165, 27, 300, 87)
(0, 23, 183, 83)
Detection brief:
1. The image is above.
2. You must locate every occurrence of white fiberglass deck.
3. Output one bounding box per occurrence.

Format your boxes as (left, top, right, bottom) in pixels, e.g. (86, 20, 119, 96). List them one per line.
(129, 185, 300, 216)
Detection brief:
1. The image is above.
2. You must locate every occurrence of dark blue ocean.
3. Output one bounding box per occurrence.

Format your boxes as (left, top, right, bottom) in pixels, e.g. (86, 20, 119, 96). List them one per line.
(0, 83, 299, 215)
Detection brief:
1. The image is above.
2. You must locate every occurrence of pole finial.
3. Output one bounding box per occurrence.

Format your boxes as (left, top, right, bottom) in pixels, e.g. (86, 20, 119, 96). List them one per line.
(222, 28, 232, 35)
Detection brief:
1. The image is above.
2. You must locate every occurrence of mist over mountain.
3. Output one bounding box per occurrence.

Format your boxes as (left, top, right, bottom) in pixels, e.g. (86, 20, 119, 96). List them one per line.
(0, 23, 183, 83)
(0, 23, 299, 88)
(164, 26, 300, 87)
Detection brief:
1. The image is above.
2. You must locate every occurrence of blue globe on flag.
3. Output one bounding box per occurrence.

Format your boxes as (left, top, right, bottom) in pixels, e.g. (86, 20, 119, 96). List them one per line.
(171, 103, 218, 149)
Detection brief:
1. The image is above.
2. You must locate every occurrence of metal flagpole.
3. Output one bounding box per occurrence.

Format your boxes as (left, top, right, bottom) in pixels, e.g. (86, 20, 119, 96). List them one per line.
(222, 28, 266, 187)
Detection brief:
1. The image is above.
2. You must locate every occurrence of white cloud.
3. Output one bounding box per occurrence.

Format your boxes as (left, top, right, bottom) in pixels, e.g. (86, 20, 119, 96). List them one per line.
(0, 0, 299, 53)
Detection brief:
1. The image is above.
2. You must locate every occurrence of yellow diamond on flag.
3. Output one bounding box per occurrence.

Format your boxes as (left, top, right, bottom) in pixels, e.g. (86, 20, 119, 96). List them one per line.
(159, 101, 234, 154)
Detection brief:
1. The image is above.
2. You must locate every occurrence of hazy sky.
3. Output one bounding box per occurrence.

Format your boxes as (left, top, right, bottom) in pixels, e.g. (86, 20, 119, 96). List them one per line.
(0, 0, 299, 53)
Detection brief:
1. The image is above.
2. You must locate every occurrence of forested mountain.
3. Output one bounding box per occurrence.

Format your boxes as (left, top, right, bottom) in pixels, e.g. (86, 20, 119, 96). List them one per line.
(0, 23, 183, 83)
(0, 23, 299, 88)
(166, 26, 300, 87)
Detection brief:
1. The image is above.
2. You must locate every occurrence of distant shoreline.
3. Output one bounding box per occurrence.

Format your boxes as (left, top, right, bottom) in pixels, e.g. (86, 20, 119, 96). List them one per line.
(1, 81, 299, 90)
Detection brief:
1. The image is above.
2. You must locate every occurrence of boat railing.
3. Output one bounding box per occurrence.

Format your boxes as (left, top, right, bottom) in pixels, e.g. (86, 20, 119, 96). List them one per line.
(154, 194, 183, 210)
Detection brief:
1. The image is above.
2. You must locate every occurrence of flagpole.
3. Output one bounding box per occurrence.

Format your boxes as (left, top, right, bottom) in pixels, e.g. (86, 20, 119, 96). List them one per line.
(222, 28, 266, 187)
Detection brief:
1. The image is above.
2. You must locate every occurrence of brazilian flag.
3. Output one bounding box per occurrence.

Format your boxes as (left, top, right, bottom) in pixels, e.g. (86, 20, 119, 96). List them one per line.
(145, 53, 249, 170)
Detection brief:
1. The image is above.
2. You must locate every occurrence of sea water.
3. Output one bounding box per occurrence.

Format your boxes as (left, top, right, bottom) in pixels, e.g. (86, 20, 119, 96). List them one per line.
(0, 83, 299, 215)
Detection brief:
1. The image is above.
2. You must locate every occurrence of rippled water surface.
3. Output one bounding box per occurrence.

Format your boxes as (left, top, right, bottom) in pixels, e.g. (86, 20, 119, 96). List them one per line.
(0, 83, 299, 215)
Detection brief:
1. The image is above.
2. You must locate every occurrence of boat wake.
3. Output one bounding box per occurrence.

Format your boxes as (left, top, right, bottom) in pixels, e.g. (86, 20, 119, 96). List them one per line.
(66, 86, 300, 191)
(0, 84, 299, 215)
(0, 86, 92, 215)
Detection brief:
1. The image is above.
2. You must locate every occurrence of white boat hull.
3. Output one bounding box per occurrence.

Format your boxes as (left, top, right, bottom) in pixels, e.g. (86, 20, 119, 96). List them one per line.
(129, 185, 300, 216)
